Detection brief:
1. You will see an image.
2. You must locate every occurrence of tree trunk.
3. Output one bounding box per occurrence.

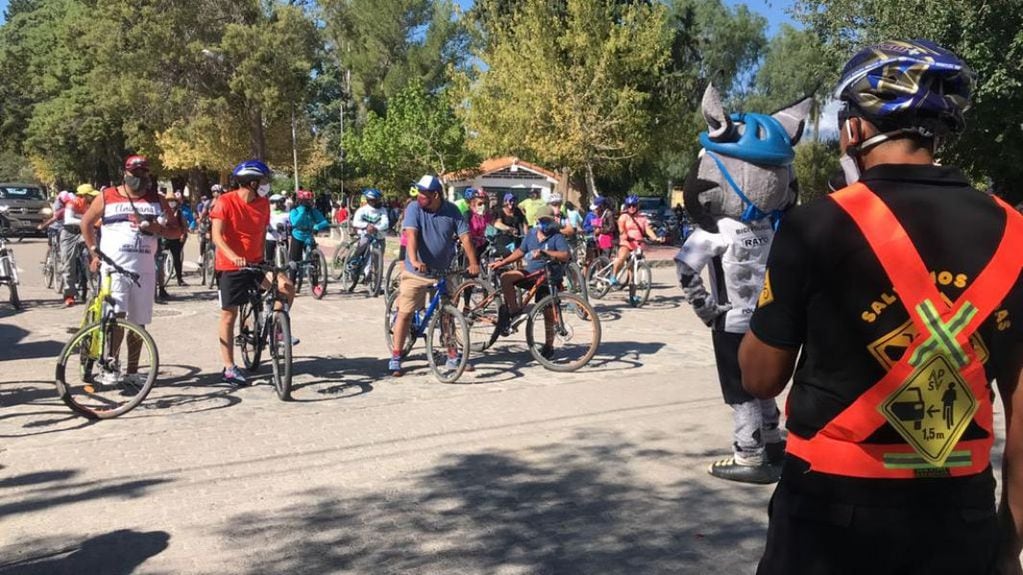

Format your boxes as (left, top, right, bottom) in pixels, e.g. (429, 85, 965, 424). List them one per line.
(249, 105, 267, 161)
(584, 162, 599, 199)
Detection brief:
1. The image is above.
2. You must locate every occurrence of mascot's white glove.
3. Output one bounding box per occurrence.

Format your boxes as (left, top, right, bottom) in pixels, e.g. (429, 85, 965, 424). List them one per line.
(676, 260, 731, 327)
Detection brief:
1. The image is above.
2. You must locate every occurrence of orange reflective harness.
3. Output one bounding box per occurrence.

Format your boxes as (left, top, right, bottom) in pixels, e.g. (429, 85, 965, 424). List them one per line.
(786, 183, 1023, 479)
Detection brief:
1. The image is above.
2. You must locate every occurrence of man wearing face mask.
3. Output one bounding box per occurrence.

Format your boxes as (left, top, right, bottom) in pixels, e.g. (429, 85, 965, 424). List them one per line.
(80, 155, 177, 386)
(212, 160, 296, 387)
(740, 40, 1023, 574)
(389, 175, 480, 377)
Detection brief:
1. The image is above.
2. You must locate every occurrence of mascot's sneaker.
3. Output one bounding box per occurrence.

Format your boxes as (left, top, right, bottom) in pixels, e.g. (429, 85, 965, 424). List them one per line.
(708, 457, 781, 485)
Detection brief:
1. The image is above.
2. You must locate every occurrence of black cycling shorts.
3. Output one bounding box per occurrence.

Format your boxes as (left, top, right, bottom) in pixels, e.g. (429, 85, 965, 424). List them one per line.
(218, 269, 264, 309)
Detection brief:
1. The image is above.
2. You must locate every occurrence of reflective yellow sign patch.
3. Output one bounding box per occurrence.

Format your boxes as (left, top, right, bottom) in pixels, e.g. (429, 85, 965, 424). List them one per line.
(867, 318, 989, 370)
(758, 270, 774, 307)
(879, 354, 978, 468)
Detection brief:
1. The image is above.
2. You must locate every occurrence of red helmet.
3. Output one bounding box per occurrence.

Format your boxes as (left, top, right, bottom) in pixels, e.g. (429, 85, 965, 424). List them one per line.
(124, 155, 149, 172)
(296, 189, 314, 201)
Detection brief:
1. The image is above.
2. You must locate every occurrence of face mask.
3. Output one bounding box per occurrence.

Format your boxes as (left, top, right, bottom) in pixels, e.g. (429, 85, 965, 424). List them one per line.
(538, 221, 559, 236)
(257, 183, 271, 198)
(125, 175, 148, 191)
(474, 206, 485, 215)
(168, 201, 178, 209)
(839, 153, 861, 185)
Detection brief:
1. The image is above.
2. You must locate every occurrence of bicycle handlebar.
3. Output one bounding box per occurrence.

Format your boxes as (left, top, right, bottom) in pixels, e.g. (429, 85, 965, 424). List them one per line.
(93, 249, 142, 287)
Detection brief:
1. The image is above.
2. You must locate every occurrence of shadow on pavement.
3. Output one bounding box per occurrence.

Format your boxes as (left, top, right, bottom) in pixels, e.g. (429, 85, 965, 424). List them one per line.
(0, 380, 99, 438)
(286, 355, 377, 402)
(0, 325, 64, 362)
(0, 529, 170, 575)
(0, 470, 172, 517)
(585, 341, 667, 373)
(218, 431, 767, 574)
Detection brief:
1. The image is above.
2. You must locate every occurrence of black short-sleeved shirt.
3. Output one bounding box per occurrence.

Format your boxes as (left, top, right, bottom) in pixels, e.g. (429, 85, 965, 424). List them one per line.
(494, 207, 527, 232)
(751, 164, 1023, 506)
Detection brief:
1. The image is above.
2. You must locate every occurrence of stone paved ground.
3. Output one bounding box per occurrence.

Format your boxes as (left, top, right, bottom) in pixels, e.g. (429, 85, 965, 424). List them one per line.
(0, 235, 1009, 574)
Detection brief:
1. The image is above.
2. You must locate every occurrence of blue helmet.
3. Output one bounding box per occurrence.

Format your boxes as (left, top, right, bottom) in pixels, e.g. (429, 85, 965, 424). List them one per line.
(463, 188, 477, 200)
(699, 113, 795, 166)
(415, 175, 443, 193)
(503, 193, 516, 204)
(363, 188, 382, 201)
(834, 39, 974, 134)
(624, 195, 639, 207)
(593, 196, 606, 207)
(232, 160, 271, 181)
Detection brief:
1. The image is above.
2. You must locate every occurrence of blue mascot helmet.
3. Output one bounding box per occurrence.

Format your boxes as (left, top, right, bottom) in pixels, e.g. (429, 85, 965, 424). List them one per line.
(699, 113, 795, 167)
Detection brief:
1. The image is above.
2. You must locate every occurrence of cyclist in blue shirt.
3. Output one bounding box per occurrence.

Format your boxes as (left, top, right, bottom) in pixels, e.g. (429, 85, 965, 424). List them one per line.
(288, 188, 330, 283)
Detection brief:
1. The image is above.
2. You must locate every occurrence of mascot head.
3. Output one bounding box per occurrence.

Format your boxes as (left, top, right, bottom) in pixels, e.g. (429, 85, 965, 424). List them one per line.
(684, 84, 813, 232)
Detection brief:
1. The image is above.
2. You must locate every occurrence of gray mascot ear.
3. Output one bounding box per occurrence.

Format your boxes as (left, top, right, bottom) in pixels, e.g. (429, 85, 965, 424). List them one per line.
(702, 84, 732, 140)
(771, 96, 814, 145)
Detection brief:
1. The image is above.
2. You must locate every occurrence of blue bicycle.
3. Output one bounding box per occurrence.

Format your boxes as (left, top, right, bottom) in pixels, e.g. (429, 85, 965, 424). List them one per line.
(384, 269, 471, 383)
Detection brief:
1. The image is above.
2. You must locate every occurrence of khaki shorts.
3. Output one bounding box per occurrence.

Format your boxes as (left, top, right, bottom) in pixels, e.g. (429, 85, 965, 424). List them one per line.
(396, 269, 455, 314)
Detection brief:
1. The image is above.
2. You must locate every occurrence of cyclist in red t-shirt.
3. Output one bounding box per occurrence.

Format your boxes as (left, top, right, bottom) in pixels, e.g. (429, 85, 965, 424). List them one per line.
(211, 160, 295, 386)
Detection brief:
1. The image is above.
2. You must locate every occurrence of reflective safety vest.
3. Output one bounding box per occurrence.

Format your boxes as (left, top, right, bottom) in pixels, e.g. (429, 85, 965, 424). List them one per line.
(787, 183, 1023, 479)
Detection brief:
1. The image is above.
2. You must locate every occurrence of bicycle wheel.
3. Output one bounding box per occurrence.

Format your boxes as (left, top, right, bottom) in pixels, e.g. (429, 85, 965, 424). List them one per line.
(238, 301, 263, 371)
(586, 256, 612, 299)
(425, 304, 470, 383)
(384, 291, 416, 359)
(43, 248, 55, 289)
(204, 248, 217, 288)
(160, 255, 174, 289)
(564, 262, 589, 303)
(55, 318, 159, 419)
(367, 246, 384, 297)
(452, 279, 500, 352)
(628, 261, 652, 307)
(331, 242, 351, 280)
(525, 292, 601, 372)
(310, 249, 328, 300)
(384, 258, 401, 299)
(342, 249, 362, 293)
(269, 311, 292, 400)
(2, 257, 19, 309)
(8, 282, 19, 309)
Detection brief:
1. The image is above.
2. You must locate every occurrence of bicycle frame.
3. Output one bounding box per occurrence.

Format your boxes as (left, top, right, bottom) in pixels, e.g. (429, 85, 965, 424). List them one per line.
(409, 274, 451, 338)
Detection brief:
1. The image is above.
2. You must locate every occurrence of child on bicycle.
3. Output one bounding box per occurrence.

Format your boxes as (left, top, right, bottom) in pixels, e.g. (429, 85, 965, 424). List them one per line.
(288, 189, 330, 283)
(489, 206, 570, 358)
(349, 188, 390, 270)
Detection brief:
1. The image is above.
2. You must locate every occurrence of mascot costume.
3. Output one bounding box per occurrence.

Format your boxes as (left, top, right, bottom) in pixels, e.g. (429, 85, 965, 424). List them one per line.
(676, 84, 812, 484)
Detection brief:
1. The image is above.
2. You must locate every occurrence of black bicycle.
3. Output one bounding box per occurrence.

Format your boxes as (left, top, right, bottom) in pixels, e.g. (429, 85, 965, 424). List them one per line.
(236, 263, 293, 400)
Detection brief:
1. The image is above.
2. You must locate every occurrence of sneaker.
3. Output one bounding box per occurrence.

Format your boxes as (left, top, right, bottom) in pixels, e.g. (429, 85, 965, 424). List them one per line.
(707, 457, 781, 485)
(158, 290, 171, 300)
(538, 344, 554, 360)
(222, 366, 249, 387)
(98, 369, 122, 386)
(64, 296, 75, 307)
(444, 356, 475, 373)
(608, 275, 618, 287)
(176, 279, 188, 287)
(496, 305, 511, 335)
(388, 357, 402, 377)
(627, 296, 641, 306)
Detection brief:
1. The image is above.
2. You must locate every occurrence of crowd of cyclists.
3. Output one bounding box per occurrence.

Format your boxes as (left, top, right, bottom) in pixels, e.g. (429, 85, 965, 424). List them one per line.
(25, 153, 672, 390)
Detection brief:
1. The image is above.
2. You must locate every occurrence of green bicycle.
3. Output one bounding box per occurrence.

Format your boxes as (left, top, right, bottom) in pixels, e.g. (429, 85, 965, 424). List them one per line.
(55, 250, 159, 419)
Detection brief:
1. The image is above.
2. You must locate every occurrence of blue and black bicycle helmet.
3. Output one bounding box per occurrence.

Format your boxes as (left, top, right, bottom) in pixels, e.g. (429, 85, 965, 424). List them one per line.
(699, 113, 796, 166)
(834, 39, 975, 135)
(463, 188, 477, 200)
(232, 160, 271, 182)
(624, 195, 640, 207)
(363, 188, 382, 201)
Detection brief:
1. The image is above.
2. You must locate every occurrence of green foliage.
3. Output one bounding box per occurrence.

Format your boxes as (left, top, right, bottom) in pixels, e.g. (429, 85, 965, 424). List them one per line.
(0, 149, 36, 183)
(343, 80, 475, 194)
(793, 139, 841, 205)
(794, 0, 1023, 200)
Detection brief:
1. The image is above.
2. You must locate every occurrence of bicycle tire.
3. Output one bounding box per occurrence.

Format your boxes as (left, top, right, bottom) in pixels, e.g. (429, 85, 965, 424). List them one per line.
(43, 248, 55, 289)
(452, 279, 500, 352)
(206, 250, 217, 288)
(525, 292, 601, 372)
(270, 311, 293, 400)
(55, 318, 158, 419)
(160, 254, 174, 289)
(331, 242, 350, 280)
(341, 247, 362, 293)
(384, 258, 401, 299)
(384, 290, 416, 359)
(565, 262, 589, 303)
(200, 250, 209, 286)
(586, 256, 612, 299)
(310, 249, 328, 300)
(629, 261, 652, 308)
(426, 304, 470, 383)
(238, 301, 263, 371)
(368, 246, 384, 297)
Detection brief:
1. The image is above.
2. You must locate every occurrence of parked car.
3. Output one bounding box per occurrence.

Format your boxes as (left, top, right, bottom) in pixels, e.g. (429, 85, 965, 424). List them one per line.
(636, 196, 676, 242)
(0, 183, 49, 234)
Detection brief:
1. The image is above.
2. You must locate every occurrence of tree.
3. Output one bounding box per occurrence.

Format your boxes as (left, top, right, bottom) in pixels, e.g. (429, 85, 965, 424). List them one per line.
(794, 0, 1023, 202)
(343, 80, 475, 194)
(458, 0, 674, 198)
(793, 139, 840, 205)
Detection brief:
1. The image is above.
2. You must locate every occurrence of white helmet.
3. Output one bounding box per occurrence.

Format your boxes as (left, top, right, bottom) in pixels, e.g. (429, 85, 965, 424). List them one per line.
(547, 193, 563, 205)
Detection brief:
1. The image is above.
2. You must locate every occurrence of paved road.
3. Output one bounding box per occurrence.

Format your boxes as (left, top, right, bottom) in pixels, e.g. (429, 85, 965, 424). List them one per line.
(1, 236, 785, 573)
